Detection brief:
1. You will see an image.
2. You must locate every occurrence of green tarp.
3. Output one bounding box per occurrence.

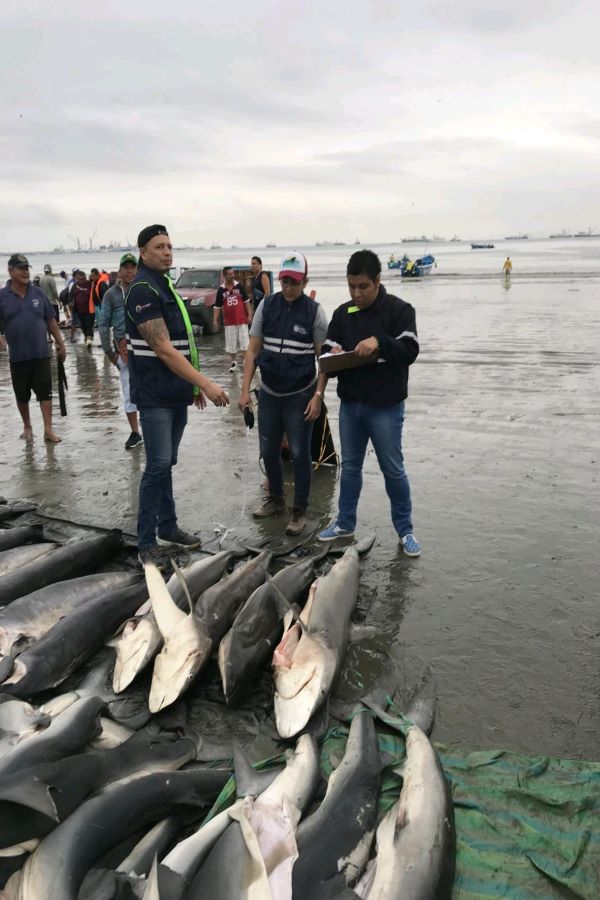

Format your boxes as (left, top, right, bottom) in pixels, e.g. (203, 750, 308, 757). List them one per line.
(208, 721, 600, 899)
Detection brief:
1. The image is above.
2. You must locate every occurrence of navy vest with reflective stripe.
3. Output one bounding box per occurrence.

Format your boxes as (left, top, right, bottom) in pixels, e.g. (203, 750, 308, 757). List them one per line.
(126, 263, 193, 408)
(257, 292, 318, 393)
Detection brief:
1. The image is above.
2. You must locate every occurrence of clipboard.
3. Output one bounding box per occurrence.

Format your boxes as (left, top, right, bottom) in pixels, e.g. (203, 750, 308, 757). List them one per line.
(319, 350, 378, 375)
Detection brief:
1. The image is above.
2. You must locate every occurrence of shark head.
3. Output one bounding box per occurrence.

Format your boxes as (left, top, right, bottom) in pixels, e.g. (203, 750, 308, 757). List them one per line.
(148, 617, 212, 713)
(144, 561, 213, 713)
(273, 625, 334, 739)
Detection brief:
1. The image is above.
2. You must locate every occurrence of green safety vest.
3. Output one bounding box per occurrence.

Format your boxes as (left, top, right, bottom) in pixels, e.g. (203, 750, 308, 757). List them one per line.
(165, 275, 200, 396)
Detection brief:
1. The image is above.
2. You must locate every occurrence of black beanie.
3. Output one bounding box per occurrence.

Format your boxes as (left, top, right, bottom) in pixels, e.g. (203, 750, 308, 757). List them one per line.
(137, 224, 169, 248)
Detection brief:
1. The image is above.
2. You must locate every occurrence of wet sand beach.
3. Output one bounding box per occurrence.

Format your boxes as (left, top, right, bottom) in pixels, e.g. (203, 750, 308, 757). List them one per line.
(1, 254, 598, 759)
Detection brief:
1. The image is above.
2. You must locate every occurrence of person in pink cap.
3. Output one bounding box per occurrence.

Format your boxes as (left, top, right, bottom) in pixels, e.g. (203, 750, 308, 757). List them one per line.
(239, 251, 328, 535)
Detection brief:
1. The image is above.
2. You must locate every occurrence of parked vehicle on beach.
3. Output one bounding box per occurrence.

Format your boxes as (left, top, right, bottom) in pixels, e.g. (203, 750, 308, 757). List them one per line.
(175, 266, 273, 334)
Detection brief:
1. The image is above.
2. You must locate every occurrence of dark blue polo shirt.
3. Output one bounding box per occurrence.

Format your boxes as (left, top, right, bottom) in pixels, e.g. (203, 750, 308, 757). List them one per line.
(126, 263, 193, 408)
(0, 280, 56, 363)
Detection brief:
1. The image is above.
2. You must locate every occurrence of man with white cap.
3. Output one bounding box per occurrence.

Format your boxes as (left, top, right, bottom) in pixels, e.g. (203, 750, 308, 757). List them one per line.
(239, 251, 328, 535)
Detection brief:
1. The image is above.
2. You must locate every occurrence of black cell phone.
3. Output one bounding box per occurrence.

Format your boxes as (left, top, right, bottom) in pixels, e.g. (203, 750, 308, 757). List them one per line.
(243, 407, 254, 429)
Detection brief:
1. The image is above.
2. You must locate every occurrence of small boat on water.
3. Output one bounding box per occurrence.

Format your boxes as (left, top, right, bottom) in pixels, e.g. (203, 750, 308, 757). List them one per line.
(471, 242, 494, 249)
(388, 254, 435, 277)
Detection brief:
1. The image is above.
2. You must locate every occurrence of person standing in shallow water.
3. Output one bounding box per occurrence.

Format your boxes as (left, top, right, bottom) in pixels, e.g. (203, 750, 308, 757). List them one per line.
(71, 270, 94, 349)
(40, 264, 60, 322)
(213, 266, 252, 372)
(126, 224, 229, 568)
(0, 253, 66, 443)
(316, 249, 421, 557)
(250, 255, 270, 314)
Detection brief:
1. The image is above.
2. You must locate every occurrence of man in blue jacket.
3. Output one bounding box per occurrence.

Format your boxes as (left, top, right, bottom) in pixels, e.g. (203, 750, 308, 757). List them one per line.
(126, 224, 229, 567)
(238, 252, 328, 536)
(99, 252, 142, 450)
(316, 249, 421, 556)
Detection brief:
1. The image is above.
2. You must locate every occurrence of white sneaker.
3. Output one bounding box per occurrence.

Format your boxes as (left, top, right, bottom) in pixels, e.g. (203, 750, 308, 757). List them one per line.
(228, 361, 238, 372)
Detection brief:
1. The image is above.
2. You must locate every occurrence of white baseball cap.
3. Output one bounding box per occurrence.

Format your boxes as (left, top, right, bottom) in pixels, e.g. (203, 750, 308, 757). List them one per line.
(278, 252, 308, 283)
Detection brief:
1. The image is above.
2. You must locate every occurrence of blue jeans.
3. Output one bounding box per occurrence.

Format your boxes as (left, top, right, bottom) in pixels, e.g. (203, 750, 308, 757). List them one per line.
(258, 386, 314, 509)
(337, 400, 413, 538)
(138, 405, 188, 549)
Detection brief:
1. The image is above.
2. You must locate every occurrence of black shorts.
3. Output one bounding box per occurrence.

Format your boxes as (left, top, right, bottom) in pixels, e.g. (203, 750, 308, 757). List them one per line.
(10, 357, 52, 403)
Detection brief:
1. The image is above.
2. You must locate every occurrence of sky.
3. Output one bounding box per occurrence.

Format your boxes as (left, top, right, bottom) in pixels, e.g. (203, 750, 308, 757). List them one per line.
(1, 0, 599, 250)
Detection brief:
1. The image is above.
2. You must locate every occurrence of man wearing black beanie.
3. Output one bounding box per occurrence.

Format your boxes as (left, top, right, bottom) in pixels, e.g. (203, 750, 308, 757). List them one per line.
(126, 224, 229, 567)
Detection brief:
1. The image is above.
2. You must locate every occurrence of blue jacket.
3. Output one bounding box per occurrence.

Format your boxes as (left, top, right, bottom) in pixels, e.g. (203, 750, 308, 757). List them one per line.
(125, 263, 193, 408)
(98, 283, 126, 356)
(323, 286, 419, 406)
(257, 292, 319, 394)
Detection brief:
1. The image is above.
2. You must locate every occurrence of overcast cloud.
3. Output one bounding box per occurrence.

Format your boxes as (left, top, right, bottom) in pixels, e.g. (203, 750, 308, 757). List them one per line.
(1, 0, 599, 250)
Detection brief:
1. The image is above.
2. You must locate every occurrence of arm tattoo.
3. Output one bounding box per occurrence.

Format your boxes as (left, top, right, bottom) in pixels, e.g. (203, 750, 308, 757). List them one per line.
(138, 317, 171, 351)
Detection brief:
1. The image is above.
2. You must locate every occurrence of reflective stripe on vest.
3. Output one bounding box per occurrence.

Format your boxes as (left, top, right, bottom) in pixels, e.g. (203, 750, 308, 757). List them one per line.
(263, 336, 315, 355)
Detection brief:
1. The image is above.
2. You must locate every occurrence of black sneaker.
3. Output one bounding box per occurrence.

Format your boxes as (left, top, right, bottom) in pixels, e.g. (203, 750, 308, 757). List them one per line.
(157, 528, 202, 549)
(138, 545, 168, 569)
(125, 432, 143, 450)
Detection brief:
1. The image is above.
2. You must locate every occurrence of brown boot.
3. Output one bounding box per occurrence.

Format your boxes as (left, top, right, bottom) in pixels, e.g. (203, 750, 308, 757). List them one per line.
(253, 495, 286, 518)
(286, 506, 307, 535)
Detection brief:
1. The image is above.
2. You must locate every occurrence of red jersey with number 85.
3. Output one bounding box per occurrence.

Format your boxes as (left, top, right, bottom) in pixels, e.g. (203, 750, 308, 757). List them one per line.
(215, 283, 249, 326)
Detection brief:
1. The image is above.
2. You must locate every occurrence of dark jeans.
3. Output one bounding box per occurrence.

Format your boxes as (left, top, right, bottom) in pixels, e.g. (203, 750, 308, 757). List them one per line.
(138, 405, 188, 549)
(79, 311, 95, 339)
(258, 386, 314, 509)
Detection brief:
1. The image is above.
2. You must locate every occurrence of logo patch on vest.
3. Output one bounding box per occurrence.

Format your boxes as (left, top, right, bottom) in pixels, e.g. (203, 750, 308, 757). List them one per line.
(292, 324, 308, 336)
(32, 298, 40, 309)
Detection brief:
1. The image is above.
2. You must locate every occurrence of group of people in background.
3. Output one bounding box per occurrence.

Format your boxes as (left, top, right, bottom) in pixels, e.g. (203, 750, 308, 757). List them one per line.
(0, 231, 422, 564)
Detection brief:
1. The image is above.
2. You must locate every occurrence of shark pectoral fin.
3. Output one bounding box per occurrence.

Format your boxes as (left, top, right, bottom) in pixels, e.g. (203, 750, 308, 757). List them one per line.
(0, 777, 59, 820)
(170, 558, 194, 615)
(0, 654, 15, 683)
(233, 741, 284, 799)
(141, 855, 160, 900)
(0, 657, 27, 687)
(145, 563, 188, 639)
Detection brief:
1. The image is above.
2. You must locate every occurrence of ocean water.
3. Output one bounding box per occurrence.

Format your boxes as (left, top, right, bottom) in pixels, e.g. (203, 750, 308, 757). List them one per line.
(13, 234, 600, 289)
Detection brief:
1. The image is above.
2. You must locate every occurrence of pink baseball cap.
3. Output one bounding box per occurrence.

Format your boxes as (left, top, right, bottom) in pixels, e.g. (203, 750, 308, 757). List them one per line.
(278, 252, 308, 283)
